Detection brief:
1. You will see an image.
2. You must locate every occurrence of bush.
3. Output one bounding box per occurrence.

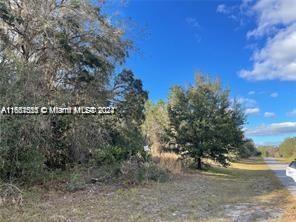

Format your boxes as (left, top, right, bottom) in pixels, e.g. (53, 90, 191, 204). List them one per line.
(64, 173, 86, 192)
(0, 116, 46, 184)
(92, 146, 131, 166)
(120, 157, 169, 185)
(137, 162, 168, 182)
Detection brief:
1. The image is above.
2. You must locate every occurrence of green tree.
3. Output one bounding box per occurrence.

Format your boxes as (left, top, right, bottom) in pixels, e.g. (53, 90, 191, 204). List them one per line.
(237, 139, 257, 159)
(279, 137, 296, 159)
(167, 74, 245, 169)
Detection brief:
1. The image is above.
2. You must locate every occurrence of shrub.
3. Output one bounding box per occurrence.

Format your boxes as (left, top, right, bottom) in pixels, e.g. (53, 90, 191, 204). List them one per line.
(64, 173, 86, 192)
(92, 146, 130, 166)
(120, 157, 169, 185)
(0, 116, 46, 184)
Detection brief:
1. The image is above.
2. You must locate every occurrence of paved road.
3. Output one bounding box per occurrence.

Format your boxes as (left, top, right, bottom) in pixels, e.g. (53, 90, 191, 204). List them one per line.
(264, 158, 296, 197)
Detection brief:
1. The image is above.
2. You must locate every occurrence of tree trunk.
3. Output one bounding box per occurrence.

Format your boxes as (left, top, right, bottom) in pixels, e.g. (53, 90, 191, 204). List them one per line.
(197, 157, 202, 169)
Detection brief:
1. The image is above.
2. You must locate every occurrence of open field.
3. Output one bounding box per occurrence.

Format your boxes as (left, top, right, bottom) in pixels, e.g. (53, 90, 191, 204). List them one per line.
(1, 158, 295, 222)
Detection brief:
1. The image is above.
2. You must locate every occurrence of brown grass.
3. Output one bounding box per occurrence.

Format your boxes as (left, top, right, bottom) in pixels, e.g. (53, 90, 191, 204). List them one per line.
(149, 143, 183, 174)
(152, 152, 182, 174)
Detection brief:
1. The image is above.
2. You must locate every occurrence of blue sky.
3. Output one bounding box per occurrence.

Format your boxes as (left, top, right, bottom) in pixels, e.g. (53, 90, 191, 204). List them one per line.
(106, 0, 296, 146)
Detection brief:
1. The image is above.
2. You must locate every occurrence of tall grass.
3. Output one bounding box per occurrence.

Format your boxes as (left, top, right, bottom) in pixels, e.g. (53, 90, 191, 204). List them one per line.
(150, 144, 182, 174)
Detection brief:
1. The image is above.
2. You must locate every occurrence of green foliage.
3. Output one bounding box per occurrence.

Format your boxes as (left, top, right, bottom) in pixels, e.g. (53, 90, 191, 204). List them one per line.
(0, 64, 47, 183)
(0, 141, 45, 184)
(64, 173, 86, 192)
(167, 74, 246, 169)
(120, 158, 169, 185)
(135, 163, 169, 183)
(92, 146, 130, 166)
(279, 137, 296, 159)
(237, 139, 258, 159)
(113, 69, 148, 126)
(0, 1, 148, 184)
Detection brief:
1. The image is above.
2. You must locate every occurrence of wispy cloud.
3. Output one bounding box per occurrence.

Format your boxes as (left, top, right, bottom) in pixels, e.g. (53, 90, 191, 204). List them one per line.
(236, 97, 257, 108)
(234, 97, 260, 115)
(238, 0, 296, 81)
(248, 91, 255, 95)
(264, 112, 276, 118)
(216, 1, 252, 26)
(216, 4, 229, 14)
(186, 17, 202, 42)
(186, 17, 201, 28)
(246, 122, 296, 136)
(270, 92, 279, 98)
(287, 109, 296, 117)
(246, 108, 260, 115)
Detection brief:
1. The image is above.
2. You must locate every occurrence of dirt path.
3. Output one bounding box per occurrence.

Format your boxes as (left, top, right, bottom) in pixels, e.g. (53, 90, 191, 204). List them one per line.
(264, 157, 296, 197)
(0, 158, 292, 222)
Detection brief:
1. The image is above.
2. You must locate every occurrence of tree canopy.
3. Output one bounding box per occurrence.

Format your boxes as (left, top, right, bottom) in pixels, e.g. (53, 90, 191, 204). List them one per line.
(0, 0, 148, 182)
(279, 137, 296, 159)
(167, 74, 246, 169)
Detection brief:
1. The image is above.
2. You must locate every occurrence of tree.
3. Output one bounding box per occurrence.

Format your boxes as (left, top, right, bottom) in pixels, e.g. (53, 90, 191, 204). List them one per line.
(0, 0, 147, 181)
(112, 69, 148, 126)
(237, 139, 257, 159)
(167, 74, 245, 169)
(279, 137, 296, 159)
(0, 0, 130, 101)
(142, 100, 170, 155)
(107, 69, 148, 157)
(257, 146, 279, 158)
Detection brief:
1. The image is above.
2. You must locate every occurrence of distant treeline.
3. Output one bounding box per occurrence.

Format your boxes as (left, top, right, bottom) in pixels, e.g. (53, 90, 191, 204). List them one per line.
(258, 137, 296, 159)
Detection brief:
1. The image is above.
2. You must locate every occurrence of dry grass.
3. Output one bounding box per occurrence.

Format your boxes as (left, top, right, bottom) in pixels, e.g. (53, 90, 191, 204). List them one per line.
(152, 152, 182, 174)
(0, 158, 295, 221)
(276, 157, 294, 164)
(281, 202, 296, 222)
(150, 143, 183, 174)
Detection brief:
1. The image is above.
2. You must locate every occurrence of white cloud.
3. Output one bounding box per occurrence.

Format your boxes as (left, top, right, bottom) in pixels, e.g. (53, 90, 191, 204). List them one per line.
(234, 97, 260, 115)
(245, 122, 296, 136)
(248, 91, 255, 95)
(239, 0, 296, 81)
(287, 109, 296, 117)
(247, 0, 296, 37)
(270, 92, 279, 98)
(216, 4, 228, 14)
(264, 112, 276, 118)
(245, 108, 260, 115)
(236, 97, 257, 108)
